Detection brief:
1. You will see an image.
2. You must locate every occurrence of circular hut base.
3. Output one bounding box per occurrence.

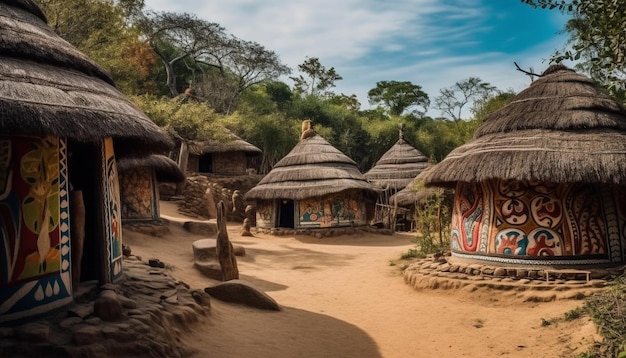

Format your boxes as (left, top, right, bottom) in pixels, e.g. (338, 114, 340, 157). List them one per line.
(402, 254, 624, 302)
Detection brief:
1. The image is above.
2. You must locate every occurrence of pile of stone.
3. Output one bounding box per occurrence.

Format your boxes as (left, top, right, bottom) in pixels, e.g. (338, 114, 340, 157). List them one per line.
(0, 256, 211, 358)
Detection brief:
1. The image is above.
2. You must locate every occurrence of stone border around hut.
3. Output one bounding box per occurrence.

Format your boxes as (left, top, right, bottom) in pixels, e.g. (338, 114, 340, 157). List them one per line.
(252, 225, 393, 238)
(403, 254, 626, 300)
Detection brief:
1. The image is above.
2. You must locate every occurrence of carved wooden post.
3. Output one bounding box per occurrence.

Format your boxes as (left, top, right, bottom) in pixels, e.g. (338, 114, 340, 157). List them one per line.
(216, 201, 239, 281)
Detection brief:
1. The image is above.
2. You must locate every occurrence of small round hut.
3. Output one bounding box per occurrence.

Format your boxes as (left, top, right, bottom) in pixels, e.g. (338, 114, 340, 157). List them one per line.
(419, 64, 626, 266)
(364, 124, 429, 192)
(245, 121, 380, 230)
(365, 124, 429, 229)
(183, 133, 262, 175)
(0, 0, 172, 323)
(118, 155, 185, 222)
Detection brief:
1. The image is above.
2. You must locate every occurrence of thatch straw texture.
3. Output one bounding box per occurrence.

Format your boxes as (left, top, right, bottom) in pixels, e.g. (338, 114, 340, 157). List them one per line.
(117, 155, 185, 183)
(420, 65, 626, 186)
(364, 138, 428, 190)
(0, 1, 173, 156)
(187, 134, 261, 155)
(245, 134, 379, 200)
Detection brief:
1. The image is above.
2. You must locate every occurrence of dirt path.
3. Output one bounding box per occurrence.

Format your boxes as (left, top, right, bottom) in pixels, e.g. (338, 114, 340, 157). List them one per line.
(122, 201, 600, 358)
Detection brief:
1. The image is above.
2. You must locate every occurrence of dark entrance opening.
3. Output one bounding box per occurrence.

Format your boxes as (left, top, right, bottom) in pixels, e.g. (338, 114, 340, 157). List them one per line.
(278, 200, 295, 228)
(68, 140, 103, 284)
(198, 154, 213, 173)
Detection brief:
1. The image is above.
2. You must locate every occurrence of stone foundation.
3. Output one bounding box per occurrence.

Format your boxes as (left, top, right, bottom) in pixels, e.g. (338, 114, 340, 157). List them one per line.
(402, 254, 625, 300)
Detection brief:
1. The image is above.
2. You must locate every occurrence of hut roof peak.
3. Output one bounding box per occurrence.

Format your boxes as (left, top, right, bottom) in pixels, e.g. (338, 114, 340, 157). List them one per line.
(541, 63, 574, 77)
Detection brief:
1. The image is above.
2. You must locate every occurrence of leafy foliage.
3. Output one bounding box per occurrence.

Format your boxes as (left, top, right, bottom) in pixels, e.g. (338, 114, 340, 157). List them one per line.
(470, 89, 517, 124)
(367, 80, 430, 116)
(290, 57, 343, 97)
(522, 0, 626, 100)
(412, 182, 452, 255)
(435, 77, 496, 125)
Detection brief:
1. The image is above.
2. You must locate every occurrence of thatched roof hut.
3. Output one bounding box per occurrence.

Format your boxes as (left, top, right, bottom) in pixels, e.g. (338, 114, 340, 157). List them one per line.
(418, 64, 626, 267)
(364, 125, 429, 191)
(0, 0, 173, 156)
(118, 155, 184, 223)
(118, 155, 185, 183)
(245, 121, 379, 229)
(419, 64, 626, 187)
(0, 0, 172, 323)
(183, 132, 261, 175)
(390, 178, 438, 208)
(245, 128, 378, 201)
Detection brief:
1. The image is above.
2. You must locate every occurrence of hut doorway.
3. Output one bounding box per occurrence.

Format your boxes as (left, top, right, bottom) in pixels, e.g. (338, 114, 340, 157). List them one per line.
(198, 154, 213, 173)
(278, 199, 295, 228)
(68, 141, 104, 285)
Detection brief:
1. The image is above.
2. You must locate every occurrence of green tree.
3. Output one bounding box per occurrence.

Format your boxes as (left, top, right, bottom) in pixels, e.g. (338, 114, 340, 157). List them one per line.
(470, 89, 517, 124)
(36, 0, 157, 94)
(367, 81, 430, 116)
(290, 57, 342, 97)
(434, 77, 496, 129)
(522, 0, 626, 99)
(140, 12, 290, 112)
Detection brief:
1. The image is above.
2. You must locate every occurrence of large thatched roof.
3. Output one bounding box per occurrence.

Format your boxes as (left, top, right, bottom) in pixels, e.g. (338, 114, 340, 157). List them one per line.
(419, 64, 626, 186)
(364, 128, 428, 190)
(245, 129, 379, 201)
(117, 155, 185, 183)
(187, 133, 261, 155)
(0, 0, 173, 156)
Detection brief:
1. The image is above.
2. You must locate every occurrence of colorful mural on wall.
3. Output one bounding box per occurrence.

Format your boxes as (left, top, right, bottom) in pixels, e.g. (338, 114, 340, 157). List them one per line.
(0, 136, 72, 322)
(120, 169, 155, 220)
(297, 192, 365, 228)
(256, 201, 274, 228)
(103, 139, 123, 282)
(451, 180, 625, 264)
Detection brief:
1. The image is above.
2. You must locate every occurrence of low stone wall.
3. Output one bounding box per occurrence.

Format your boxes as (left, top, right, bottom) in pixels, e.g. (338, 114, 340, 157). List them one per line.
(174, 175, 262, 222)
(402, 254, 624, 300)
(253, 225, 393, 238)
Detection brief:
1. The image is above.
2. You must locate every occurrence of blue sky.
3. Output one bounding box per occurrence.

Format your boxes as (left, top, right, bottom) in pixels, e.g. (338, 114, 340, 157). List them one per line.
(143, 0, 572, 118)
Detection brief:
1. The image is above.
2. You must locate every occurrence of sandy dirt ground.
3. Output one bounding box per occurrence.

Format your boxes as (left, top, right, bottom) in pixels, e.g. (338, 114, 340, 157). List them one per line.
(122, 201, 601, 358)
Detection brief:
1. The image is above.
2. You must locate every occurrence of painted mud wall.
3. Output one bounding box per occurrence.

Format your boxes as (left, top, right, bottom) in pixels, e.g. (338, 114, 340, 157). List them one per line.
(103, 139, 123, 282)
(0, 136, 72, 323)
(451, 179, 626, 265)
(255, 200, 275, 229)
(254, 191, 368, 229)
(119, 168, 158, 221)
(297, 191, 366, 228)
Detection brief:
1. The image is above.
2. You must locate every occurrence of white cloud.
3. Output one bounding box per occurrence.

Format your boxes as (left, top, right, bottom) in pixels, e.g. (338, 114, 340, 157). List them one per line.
(143, 0, 570, 117)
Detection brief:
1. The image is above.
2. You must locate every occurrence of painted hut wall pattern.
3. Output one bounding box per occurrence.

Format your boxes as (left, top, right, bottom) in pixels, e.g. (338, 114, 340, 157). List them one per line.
(118, 155, 185, 222)
(0, 0, 170, 323)
(0, 136, 72, 322)
(119, 168, 158, 221)
(451, 179, 625, 265)
(0, 136, 123, 322)
(419, 65, 626, 267)
(254, 190, 368, 229)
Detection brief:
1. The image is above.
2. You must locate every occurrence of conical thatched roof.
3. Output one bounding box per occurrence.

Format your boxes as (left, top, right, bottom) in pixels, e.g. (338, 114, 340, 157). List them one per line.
(364, 126, 428, 190)
(117, 155, 185, 183)
(245, 128, 379, 201)
(0, 0, 173, 156)
(419, 64, 626, 186)
(187, 132, 261, 155)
